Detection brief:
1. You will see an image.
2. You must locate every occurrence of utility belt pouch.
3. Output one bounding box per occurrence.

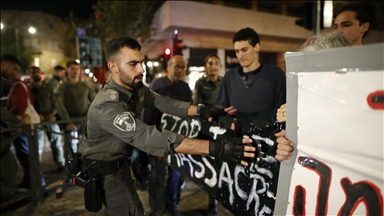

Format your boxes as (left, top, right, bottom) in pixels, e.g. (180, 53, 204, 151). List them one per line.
(84, 176, 102, 212)
(73, 175, 89, 188)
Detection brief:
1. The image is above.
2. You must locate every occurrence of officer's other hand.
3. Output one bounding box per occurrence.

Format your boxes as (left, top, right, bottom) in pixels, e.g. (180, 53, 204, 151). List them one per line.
(275, 130, 294, 162)
(276, 103, 287, 122)
(200, 105, 236, 122)
(209, 123, 254, 166)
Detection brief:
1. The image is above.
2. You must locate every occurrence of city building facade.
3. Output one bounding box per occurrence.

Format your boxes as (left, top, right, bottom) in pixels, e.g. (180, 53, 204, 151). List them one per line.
(1, 10, 64, 75)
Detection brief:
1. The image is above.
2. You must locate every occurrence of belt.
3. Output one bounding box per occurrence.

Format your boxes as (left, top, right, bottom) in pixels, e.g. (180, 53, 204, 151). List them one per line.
(85, 158, 127, 176)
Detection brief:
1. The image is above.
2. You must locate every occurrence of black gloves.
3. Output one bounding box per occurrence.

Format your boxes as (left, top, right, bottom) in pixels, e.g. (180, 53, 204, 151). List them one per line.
(199, 105, 226, 121)
(209, 128, 244, 163)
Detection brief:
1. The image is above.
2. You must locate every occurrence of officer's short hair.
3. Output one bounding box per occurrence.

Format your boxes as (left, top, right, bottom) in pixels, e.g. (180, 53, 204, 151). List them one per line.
(54, 65, 65, 71)
(105, 37, 142, 62)
(67, 61, 80, 68)
(232, 27, 260, 47)
(1, 54, 21, 66)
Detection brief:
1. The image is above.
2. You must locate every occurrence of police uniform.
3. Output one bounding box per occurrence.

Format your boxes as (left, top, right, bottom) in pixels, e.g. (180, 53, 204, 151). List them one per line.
(55, 80, 95, 153)
(78, 79, 191, 215)
(193, 75, 223, 106)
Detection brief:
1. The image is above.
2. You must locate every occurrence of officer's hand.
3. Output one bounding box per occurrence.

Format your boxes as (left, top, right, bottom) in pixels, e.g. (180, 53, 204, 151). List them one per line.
(209, 123, 254, 166)
(276, 103, 287, 122)
(275, 130, 294, 162)
(200, 105, 236, 122)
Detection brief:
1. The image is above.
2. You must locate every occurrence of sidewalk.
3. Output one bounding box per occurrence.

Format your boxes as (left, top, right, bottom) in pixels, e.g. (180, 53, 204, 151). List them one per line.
(1, 139, 233, 216)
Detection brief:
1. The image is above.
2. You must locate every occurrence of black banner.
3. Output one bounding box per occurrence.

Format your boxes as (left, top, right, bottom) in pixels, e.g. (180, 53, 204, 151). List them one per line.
(161, 114, 284, 215)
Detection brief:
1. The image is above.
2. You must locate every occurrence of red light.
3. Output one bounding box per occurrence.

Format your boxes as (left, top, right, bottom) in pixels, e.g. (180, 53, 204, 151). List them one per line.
(164, 48, 171, 56)
(95, 14, 101, 19)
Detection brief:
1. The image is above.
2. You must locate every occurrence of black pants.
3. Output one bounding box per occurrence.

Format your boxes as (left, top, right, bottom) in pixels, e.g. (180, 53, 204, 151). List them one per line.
(99, 163, 145, 216)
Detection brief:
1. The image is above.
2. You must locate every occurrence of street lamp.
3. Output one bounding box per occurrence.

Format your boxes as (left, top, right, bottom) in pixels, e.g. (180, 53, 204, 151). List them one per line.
(0, 23, 37, 59)
(28, 27, 36, 34)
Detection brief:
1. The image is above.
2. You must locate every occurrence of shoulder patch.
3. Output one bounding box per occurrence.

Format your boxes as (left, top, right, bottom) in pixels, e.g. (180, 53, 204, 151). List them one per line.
(113, 112, 136, 132)
(107, 89, 119, 101)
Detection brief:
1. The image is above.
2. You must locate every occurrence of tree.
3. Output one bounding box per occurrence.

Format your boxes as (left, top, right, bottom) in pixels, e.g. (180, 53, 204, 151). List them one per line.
(0, 29, 33, 73)
(59, 11, 87, 61)
(58, 1, 164, 65)
(90, 1, 164, 43)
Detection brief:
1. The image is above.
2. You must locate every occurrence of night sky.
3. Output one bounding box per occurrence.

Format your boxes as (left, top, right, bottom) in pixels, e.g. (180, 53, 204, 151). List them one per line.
(1, 1, 97, 19)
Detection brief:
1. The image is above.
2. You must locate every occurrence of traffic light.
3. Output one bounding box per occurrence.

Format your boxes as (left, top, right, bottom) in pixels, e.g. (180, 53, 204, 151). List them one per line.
(172, 29, 185, 56)
(173, 38, 184, 56)
(163, 47, 171, 66)
(164, 47, 171, 56)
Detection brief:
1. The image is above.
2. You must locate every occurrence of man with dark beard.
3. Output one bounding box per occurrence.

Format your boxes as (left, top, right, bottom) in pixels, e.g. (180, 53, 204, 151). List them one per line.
(77, 37, 293, 216)
(142, 55, 192, 216)
(29, 66, 66, 173)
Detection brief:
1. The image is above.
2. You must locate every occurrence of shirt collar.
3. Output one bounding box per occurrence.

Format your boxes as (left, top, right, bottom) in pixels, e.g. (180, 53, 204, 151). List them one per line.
(109, 79, 134, 99)
(204, 75, 222, 82)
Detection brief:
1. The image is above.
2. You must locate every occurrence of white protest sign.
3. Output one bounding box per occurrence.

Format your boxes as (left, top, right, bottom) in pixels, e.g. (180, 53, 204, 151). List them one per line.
(289, 71, 383, 215)
(275, 44, 384, 216)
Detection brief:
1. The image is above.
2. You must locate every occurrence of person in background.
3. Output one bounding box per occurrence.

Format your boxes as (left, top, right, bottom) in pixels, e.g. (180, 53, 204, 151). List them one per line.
(7, 67, 46, 188)
(275, 32, 352, 164)
(1, 106, 22, 197)
(192, 53, 223, 214)
(193, 53, 223, 107)
(1, 54, 26, 191)
(300, 31, 351, 52)
(50, 65, 66, 87)
(1, 54, 21, 107)
(277, 31, 350, 123)
(142, 55, 192, 216)
(333, 3, 375, 46)
(28, 66, 66, 173)
(54, 61, 96, 154)
(216, 27, 286, 122)
(49, 65, 66, 130)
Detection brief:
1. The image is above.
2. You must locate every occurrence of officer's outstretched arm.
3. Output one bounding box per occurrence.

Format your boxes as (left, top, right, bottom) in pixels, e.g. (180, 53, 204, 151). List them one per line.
(187, 104, 236, 121)
(174, 123, 255, 166)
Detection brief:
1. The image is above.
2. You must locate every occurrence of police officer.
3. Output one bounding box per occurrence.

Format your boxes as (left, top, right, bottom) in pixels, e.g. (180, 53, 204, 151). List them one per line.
(77, 37, 292, 216)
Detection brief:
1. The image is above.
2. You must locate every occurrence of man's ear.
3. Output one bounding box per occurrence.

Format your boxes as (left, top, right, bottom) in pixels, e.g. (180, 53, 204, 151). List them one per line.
(254, 43, 261, 53)
(361, 22, 370, 33)
(108, 62, 118, 74)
